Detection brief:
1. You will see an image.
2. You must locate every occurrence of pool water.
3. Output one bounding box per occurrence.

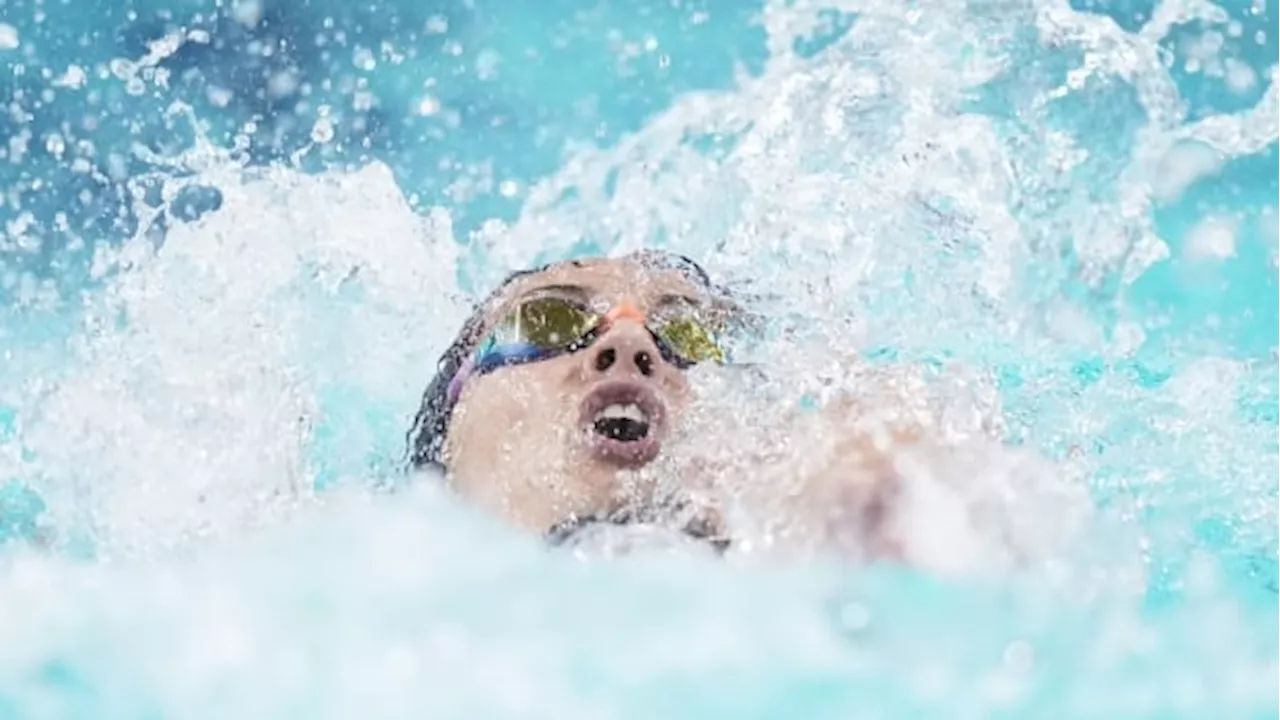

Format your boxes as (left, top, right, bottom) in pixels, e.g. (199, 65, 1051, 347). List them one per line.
(0, 0, 1276, 717)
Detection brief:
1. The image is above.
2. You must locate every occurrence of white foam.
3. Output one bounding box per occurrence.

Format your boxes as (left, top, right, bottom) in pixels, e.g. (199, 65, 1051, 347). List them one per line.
(0, 0, 1274, 714)
(13, 157, 462, 557)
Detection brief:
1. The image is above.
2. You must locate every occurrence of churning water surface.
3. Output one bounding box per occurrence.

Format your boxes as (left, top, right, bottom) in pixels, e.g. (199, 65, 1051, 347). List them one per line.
(0, 0, 1276, 717)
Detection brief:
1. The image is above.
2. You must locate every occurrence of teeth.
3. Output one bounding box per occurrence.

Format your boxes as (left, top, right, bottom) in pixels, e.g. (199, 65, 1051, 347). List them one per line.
(596, 403, 647, 422)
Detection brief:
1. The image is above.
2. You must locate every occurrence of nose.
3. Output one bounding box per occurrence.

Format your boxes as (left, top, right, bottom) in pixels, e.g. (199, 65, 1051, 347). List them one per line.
(584, 319, 662, 378)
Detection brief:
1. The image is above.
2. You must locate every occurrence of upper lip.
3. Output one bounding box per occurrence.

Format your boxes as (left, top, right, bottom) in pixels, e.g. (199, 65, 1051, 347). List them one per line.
(578, 379, 666, 431)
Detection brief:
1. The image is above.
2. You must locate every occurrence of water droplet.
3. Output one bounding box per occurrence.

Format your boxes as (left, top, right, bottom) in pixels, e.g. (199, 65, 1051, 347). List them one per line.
(1222, 58, 1257, 94)
(0, 24, 19, 51)
(353, 47, 376, 71)
(231, 0, 263, 28)
(52, 65, 86, 89)
(475, 49, 500, 80)
(416, 96, 441, 116)
(268, 70, 299, 99)
(311, 117, 335, 144)
(206, 86, 234, 108)
(425, 15, 449, 34)
(1185, 214, 1238, 261)
(44, 133, 65, 158)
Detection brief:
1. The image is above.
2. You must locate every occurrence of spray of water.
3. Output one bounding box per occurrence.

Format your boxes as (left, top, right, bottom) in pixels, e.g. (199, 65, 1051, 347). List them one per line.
(0, 0, 1275, 715)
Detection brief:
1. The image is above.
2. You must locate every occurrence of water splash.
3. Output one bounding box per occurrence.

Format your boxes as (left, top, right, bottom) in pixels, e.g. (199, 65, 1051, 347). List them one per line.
(0, 0, 1275, 716)
(5, 136, 462, 557)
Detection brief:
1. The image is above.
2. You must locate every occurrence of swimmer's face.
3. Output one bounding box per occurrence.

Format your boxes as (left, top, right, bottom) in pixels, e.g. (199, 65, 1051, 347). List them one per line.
(443, 255, 728, 531)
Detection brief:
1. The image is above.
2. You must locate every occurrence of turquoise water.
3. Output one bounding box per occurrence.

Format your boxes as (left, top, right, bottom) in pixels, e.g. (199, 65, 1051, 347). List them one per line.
(0, 0, 1277, 717)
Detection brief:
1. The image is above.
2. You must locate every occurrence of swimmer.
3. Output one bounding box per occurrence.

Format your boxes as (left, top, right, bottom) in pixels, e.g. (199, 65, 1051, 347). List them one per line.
(406, 250, 1081, 569)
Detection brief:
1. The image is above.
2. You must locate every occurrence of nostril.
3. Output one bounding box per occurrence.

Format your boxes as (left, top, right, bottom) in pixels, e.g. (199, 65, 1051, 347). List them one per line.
(634, 350, 653, 376)
(595, 348, 616, 372)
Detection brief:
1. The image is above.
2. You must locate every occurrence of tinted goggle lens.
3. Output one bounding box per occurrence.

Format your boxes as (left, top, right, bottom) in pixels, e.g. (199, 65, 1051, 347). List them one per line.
(654, 315, 725, 363)
(499, 296, 596, 347)
(494, 297, 725, 364)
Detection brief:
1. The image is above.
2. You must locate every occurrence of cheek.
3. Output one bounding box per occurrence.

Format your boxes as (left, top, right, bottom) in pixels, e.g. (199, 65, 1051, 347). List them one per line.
(661, 371, 692, 408)
(448, 368, 576, 455)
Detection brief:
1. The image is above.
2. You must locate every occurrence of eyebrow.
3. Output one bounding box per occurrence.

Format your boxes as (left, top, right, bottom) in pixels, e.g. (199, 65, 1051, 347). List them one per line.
(505, 283, 709, 314)
(518, 283, 591, 303)
(654, 293, 703, 309)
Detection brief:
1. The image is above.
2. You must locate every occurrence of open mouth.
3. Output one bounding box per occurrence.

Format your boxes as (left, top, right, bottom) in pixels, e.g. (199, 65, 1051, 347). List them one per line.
(592, 402, 651, 442)
(579, 381, 665, 467)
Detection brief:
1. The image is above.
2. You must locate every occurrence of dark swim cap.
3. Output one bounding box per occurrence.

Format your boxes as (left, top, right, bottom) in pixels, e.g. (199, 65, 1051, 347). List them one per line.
(404, 251, 723, 472)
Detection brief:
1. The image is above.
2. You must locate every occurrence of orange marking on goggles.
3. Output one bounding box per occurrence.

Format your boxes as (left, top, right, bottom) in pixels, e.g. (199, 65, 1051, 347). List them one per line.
(602, 302, 647, 326)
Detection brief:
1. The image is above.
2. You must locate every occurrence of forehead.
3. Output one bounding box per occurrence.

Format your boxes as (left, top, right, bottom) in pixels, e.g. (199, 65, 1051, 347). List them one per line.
(494, 257, 707, 307)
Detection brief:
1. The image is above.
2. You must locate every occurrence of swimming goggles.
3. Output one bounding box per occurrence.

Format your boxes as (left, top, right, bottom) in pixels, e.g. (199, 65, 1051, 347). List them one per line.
(446, 296, 726, 404)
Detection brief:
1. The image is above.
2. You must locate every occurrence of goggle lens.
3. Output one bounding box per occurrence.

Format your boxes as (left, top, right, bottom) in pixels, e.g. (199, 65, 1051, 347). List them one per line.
(496, 297, 597, 348)
(491, 297, 725, 365)
(654, 316, 725, 364)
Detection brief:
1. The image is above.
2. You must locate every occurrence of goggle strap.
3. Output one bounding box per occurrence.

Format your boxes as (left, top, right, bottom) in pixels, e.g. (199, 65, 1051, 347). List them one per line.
(445, 355, 477, 406)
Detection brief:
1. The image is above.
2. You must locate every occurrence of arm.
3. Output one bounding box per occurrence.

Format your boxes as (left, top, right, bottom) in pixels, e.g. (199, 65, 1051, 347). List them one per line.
(715, 363, 1091, 577)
